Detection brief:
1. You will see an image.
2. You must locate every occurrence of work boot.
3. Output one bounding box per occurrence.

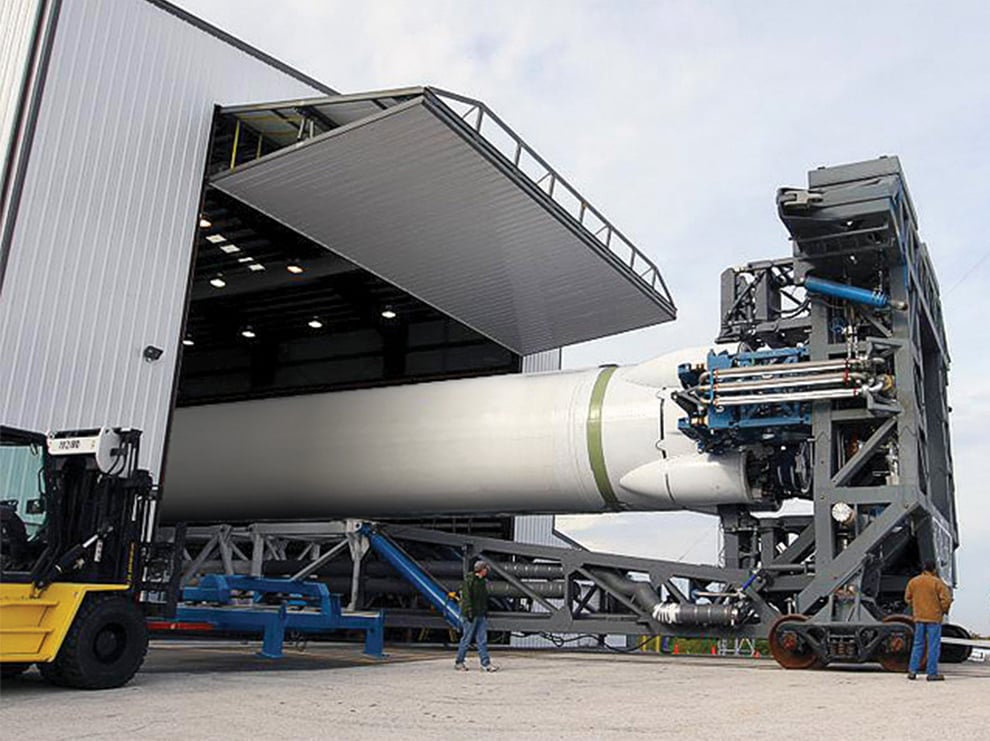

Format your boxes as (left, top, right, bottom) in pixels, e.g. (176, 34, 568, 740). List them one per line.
(927, 674, 945, 682)
(907, 672, 917, 680)
(455, 663, 468, 671)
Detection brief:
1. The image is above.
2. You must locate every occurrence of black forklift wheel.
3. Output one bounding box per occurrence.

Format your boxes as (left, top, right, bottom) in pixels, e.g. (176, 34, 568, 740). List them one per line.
(39, 594, 148, 690)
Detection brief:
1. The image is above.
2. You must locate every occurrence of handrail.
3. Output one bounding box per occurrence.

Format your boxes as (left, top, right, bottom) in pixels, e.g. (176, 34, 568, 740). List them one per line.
(427, 87, 674, 311)
(220, 86, 676, 314)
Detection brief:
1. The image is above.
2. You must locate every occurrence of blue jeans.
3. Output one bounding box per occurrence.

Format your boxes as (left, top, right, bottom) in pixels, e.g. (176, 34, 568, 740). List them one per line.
(908, 621, 941, 676)
(455, 615, 491, 666)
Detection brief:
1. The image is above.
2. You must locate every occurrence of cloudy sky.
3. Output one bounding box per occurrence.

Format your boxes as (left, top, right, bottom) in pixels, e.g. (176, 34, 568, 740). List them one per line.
(177, 0, 989, 632)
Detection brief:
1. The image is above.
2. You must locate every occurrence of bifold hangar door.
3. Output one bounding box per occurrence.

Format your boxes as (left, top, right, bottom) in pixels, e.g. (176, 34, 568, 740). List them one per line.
(208, 87, 676, 355)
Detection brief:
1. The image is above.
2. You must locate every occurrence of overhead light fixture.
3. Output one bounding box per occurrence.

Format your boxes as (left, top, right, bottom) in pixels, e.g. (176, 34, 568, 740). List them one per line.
(307, 317, 323, 329)
(241, 327, 256, 339)
(381, 308, 397, 320)
(248, 263, 265, 272)
(209, 274, 226, 289)
(199, 217, 211, 228)
(286, 262, 304, 275)
(219, 243, 241, 254)
(182, 337, 195, 347)
(205, 234, 226, 244)
(237, 256, 254, 263)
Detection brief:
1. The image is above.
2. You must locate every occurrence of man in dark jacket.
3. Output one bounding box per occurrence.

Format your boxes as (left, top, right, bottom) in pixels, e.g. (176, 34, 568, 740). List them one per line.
(905, 560, 953, 681)
(455, 559, 499, 671)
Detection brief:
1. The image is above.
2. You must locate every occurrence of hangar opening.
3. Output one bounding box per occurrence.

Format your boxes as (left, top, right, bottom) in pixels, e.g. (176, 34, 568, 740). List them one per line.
(177, 188, 519, 407)
(167, 86, 676, 536)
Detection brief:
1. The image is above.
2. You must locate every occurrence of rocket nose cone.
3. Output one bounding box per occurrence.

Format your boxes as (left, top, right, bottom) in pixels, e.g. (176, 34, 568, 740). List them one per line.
(618, 459, 670, 501)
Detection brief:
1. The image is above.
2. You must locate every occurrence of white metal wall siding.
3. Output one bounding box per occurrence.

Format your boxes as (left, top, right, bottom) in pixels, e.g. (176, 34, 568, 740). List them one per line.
(0, 0, 41, 189)
(0, 0, 44, 248)
(0, 0, 321, 477)
(521, 349, 562, 374)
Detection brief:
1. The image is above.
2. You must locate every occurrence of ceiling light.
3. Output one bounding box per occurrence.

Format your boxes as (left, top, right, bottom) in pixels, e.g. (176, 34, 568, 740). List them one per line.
(381, 308, 397, 320)
(241, 327, 256, 339)
(219, 243, 241, 254)
(182, 337, 195, 347)
(205, 234, 226, 244)
(199, 218, 211, 228)
(248, 263, 265, 272)
(209, 274, 226, 288)
(286, 263, 304, 274)
(237, 256, 254, 263)
(307, 317, 323, 329)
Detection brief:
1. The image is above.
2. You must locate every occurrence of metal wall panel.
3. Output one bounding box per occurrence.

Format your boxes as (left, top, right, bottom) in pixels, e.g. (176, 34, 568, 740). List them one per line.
(0, 0, 41, 192)
(521, 348, 562, 374)
(0, 0, 322, 478)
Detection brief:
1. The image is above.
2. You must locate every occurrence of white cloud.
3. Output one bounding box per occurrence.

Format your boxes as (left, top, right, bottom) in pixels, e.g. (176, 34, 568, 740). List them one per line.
(178, 0, 990, 634)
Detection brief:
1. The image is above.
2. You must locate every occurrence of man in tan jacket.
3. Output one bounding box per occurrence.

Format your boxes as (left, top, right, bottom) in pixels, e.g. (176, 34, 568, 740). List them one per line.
(904, 560, 953, 681)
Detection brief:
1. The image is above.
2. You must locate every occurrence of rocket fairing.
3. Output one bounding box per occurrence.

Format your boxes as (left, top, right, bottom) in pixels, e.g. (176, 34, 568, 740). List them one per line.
(162, 348, 765, 523)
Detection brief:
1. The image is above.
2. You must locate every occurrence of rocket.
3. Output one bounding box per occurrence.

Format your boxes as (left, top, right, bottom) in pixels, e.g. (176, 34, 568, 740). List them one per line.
(161, 348, 762, 522)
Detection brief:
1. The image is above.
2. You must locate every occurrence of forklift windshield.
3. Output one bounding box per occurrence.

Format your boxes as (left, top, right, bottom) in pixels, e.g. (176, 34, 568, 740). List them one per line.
(0, 427, 49, 576)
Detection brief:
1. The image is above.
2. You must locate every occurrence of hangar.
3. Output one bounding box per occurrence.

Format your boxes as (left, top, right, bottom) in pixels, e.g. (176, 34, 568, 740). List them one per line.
(1, 0, 673, 502)
(2, 0, 968, 686)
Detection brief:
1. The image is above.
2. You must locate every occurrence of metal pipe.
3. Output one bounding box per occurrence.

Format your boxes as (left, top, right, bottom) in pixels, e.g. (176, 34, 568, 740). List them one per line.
(699, 372, 867, 394)
(713, 388, 864, 406)
(651, 603, 742, 627)
(587, 569, 661, 614)
(271, 576, 567, 599)
(712, 358, 878, 380)
(264, 559, 566, 580)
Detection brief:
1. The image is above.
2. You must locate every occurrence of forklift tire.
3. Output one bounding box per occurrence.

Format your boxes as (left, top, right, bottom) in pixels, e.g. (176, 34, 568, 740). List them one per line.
(42, 594, 148, 690)
(1, 662, 32, 679)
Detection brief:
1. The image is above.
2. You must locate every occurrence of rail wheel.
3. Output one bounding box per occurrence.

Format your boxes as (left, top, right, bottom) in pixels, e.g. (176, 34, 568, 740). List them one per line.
(877, 615, 916, 672)
(769, 614, 821, 669)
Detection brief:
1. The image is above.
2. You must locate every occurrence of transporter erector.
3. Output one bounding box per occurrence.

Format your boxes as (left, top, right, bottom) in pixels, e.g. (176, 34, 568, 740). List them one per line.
(163, 157, 965, 669)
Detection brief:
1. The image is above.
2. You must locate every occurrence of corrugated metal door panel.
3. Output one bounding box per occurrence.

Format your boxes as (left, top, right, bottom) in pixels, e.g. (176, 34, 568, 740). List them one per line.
(213, 103, 668, 354)
(0, 0, 42, 194)
(0, 0, 321, 478)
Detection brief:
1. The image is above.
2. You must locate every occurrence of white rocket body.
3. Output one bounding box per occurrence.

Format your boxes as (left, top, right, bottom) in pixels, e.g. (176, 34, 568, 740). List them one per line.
(162, 348, 758, 522)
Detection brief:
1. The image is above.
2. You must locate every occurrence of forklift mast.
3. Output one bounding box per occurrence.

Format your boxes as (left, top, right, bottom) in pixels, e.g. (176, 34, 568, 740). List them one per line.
(1, 426, 175, 608)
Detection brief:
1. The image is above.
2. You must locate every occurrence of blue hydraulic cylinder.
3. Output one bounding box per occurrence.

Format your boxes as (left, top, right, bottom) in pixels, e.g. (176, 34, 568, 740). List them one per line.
(360, 525, 463, 629)
(802, 275, 901, 309)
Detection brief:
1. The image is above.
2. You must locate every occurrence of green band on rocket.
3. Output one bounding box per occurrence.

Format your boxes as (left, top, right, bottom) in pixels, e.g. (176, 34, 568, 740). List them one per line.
(587, 366, 621, 511)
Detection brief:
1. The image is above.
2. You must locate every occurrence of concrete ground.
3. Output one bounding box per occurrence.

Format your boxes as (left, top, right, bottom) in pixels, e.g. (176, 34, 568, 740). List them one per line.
(2, 641, 987, 740)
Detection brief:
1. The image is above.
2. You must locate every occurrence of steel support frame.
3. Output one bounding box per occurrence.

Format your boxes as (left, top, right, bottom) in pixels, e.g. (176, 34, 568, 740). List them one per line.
(172, 520, 773, 638)
(777, 158, 956, 632)
(167, 160, 954, 652)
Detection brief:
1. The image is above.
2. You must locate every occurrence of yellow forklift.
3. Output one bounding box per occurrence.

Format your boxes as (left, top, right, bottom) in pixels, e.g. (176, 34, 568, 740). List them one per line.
(0, 426, 173, 689)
